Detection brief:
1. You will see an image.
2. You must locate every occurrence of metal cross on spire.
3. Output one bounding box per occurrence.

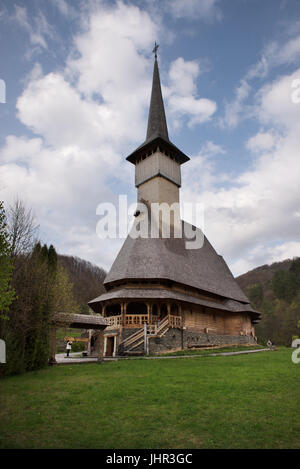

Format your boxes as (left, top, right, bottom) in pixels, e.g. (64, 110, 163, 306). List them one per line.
(152, 42, 159, 59)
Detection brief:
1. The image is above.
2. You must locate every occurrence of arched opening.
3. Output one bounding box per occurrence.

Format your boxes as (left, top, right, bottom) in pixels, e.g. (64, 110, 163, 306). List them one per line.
(106, 303, 121, 317)
(127, 302, 147, 314)
(152, 304, 158, 315)
(171, 303, 178, 315)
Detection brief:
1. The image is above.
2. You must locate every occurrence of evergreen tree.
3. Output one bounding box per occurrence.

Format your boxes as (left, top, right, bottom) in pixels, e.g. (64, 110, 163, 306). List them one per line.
(248, 282, 264, 309)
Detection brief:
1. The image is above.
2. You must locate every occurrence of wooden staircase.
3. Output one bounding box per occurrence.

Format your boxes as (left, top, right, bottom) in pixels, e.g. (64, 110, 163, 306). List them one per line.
(119, 316, 170, 355)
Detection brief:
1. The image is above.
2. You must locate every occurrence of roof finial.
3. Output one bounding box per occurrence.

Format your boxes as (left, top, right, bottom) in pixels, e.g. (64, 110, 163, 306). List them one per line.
(152, 41, 159, 59)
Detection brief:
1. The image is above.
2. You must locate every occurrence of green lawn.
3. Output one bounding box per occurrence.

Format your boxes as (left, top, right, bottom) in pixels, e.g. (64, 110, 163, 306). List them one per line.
(0, 348, 299, 449)
(56, 327, 83, 339)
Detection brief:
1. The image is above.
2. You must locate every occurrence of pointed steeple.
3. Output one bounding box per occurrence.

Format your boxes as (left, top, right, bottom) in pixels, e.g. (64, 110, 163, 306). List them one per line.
(146, 56, 169, 142)
(126, 44, 189, 166)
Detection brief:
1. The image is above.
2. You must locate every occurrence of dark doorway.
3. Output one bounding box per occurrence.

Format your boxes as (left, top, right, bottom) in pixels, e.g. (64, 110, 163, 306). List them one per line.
(127, 302, 147, 314)
(106, 337, 114, 357)
(106, 304, 121, 316)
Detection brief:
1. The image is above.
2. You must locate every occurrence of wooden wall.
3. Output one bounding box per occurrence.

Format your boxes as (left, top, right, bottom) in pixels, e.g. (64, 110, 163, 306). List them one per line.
(183, 305, 253, 336)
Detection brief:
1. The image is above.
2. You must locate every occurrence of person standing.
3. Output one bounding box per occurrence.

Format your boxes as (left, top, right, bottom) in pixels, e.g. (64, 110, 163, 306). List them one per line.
(66, 340, 72, 357)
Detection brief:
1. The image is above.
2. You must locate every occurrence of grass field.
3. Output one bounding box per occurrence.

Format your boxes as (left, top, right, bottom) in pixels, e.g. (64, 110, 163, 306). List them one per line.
(0, 348, 299, 449)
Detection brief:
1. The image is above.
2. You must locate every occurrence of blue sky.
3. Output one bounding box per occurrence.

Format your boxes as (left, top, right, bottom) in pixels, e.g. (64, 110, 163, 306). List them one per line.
(0, 0, 300, 276)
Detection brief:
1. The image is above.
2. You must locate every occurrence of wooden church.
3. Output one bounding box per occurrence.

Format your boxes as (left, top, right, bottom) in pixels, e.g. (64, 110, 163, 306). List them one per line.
(88, 49, 261, 357)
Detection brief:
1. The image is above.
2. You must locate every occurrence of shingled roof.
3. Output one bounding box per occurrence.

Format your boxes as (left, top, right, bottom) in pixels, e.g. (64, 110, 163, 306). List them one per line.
(103, 221, 250, 304)
(88, 287, 260, 322)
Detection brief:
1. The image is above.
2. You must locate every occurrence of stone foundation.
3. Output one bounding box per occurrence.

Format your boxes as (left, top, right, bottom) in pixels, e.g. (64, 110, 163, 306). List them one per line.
(101, 327, 257, 356)
(148, 328, 256, 355)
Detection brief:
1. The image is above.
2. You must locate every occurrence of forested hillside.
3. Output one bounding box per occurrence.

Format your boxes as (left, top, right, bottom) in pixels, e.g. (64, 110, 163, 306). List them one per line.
(58, 255, 106, 313)
(236, 258, 300, 345)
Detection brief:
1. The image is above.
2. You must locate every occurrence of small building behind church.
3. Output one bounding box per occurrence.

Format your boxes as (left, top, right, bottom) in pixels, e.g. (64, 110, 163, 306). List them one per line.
(88, 50, 261, 357)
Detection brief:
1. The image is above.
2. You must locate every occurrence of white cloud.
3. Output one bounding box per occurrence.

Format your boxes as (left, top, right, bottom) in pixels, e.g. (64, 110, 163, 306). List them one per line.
(220, 80, 251, 129)
(167, 0, 222, 21)
(246, 131, 277, 153)
(231, 242, 300, 277)
(13, 5, 54, 51)
(50, 0, 76, 18)
(256, 69, 300, 129)
(167, 57, 217, 127)
(183, 67, 300, 276)
(220, 32, 300, 130)
(1, 1, 214, 272)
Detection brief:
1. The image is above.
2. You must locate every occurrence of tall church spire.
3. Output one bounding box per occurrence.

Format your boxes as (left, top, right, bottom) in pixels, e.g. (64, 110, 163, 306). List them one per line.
(146, 50, 169, 142)
(126, 43, 189, 166)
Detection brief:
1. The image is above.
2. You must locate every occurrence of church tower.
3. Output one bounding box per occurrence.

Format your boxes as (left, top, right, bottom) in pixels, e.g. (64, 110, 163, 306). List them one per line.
(126, 46, 189, 208)
(88, 45, 260, 358)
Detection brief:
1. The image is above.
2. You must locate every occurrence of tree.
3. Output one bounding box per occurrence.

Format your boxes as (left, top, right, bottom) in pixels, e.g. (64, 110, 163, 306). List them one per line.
(7, 198, 39, 258)
(0, 201, 15, 319)
(0, 240, 80, 376)
(248, 282, 264, 309)
(272, 270, 294, 302)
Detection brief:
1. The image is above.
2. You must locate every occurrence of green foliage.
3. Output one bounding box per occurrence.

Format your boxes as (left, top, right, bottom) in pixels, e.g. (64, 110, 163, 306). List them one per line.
(70, 341, 85, 352)
(272, 270, 294, 302)
(272, 258, 300, 303)
(0, 242, 78, 377)
(0, 201, 16, 319)
(248, 282, 264, 308)
(79, 303, 90, 315)
(242, 258, 300, 346)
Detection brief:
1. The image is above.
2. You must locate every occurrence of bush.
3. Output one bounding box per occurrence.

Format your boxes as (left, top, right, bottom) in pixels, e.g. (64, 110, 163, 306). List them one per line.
(70, 341, 85, 352)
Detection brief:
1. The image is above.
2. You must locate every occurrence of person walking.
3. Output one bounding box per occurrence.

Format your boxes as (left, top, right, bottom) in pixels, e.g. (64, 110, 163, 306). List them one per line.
(66, 340, 72, 357)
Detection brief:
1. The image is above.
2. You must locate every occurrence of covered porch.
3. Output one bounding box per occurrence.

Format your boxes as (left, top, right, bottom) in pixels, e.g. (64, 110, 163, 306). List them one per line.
(49, 312, 107, 365)
(97, 300, 183, 330)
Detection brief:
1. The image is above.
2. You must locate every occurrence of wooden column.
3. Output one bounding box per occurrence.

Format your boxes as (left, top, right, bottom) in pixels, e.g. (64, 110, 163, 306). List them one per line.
(167, 303, 171, 324)
(97, 329, 105, 363)
(49, 326, 57, 365)
(147, 303, 151, 324)
(178, 303, 183, 328)
(87, 329, 92, 355)
(121, 302, 126, 326)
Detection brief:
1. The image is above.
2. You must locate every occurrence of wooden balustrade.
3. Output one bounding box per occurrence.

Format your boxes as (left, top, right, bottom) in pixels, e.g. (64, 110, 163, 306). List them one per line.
(169, 314, 182, 328)
(106, 315, 122, 327)
(124, 314, 148, 327)
(105, 313, 182, 329)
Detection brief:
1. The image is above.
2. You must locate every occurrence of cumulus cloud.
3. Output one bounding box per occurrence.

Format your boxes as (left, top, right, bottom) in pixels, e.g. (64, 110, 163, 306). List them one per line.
(183, 67, 300, 276)
(220, 31, 300, 130)
(246, 131, 277, 153)
(167, 57, 217, 127)
(1, 1, 215, 272)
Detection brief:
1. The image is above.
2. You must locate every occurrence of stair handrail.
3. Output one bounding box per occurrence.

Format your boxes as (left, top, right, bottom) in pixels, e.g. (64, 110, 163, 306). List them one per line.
(120, 328, 145, 347)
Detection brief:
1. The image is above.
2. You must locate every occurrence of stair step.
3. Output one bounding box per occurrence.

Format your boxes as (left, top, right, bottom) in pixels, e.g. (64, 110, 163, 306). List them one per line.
(127, 338, 144, 351)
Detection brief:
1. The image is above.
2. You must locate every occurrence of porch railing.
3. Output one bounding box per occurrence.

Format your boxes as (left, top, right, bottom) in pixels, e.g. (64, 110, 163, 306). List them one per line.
(124, 314, 148, 327)
(106, 315, 122, 327)
(105, 313, 182, 330)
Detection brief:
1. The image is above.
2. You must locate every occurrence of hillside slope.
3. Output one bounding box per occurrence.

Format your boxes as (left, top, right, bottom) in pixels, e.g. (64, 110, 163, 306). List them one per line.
(236, 259, 293, 302)
(58, 255, 106, 312)
(236, 257, 300, 345)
